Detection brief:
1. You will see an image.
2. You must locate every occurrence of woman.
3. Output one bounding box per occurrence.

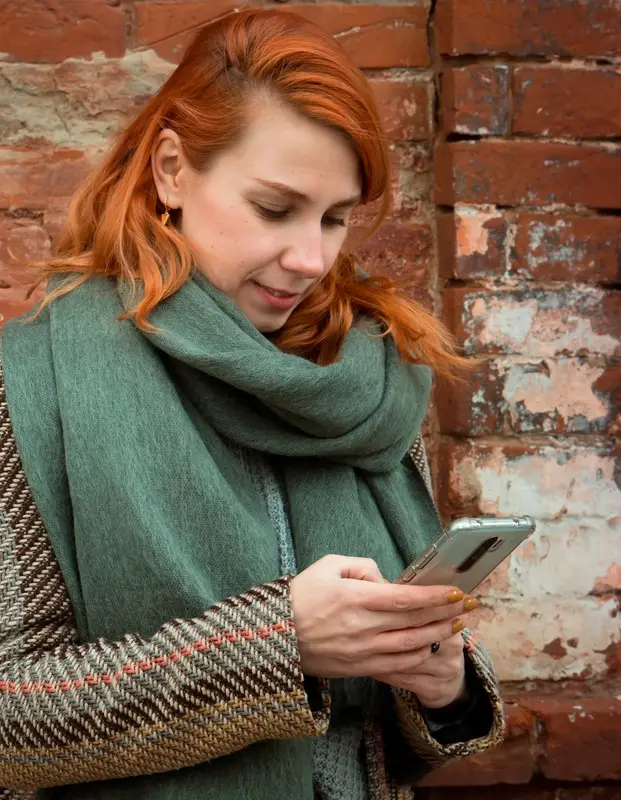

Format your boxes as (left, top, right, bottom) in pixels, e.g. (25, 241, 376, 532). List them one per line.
(0, 8, 503, 800)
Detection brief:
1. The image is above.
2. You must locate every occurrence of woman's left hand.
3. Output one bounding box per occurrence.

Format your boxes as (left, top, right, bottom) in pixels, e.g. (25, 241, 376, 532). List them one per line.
(370, 631, 467, 709)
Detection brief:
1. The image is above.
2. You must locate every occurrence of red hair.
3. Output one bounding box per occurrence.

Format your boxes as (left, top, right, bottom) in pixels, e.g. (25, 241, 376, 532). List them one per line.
(33, 8, 466, 379)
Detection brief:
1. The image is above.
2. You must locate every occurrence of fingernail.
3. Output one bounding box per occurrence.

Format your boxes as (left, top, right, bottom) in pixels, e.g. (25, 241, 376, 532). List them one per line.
(463, 596, 478, 611)
(452, 619, 465, 634)
(447, 589, 464, 604)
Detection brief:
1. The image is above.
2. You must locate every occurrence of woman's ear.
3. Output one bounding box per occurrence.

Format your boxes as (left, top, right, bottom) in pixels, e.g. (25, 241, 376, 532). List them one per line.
(151, 129, 186, 210)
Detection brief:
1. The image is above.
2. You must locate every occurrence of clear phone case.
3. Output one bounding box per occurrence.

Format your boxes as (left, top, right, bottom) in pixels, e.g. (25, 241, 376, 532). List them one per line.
(396, 516, 536, 594)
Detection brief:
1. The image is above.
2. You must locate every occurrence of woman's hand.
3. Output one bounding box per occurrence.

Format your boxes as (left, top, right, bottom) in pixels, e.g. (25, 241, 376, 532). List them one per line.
(289, 554, 476, 684)
(371, 632, 468, 709)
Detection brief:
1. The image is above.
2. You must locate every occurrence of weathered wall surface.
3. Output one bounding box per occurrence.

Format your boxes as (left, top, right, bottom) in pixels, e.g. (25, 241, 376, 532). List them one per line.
(0, 0, 619, 795)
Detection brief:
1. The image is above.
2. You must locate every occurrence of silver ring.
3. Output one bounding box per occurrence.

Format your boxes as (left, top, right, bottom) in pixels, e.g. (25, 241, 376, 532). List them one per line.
(430, 642, 441, 655)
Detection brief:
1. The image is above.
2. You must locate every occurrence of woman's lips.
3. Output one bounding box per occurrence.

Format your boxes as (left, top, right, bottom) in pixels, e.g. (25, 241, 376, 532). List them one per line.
(253, 281, 300, 310)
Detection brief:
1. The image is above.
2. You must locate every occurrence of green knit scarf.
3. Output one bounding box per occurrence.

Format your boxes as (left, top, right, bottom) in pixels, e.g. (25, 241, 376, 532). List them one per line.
(2, 274, 441, 800)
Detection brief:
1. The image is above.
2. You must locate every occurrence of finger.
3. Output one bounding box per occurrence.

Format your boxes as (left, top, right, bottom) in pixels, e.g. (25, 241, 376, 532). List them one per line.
(404, 634, 466, 678)
(419, 632, 465, 657)
(363, 638, 464, 676)
(414, 626, 464, 652)
(372, 617, 464, 655)
(373, 668, 460, 685)
(354, 587, 477, 634)
(372, 595, 477, 634)
(401, 661, 464, 681)
(405, 651, 466, 680)
(358, 582, 465, 614)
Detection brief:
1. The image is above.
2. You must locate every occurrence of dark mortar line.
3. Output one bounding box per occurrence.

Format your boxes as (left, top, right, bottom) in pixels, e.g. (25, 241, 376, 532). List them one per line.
(439, 52, 621, 68)
(424, 0, 442, 320)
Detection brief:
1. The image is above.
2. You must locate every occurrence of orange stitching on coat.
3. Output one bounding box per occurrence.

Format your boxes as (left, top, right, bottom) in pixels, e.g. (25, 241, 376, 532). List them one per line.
(0, 620, 295, 696)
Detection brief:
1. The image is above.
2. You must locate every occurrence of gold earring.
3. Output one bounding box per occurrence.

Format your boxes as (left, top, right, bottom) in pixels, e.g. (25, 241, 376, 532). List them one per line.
(160, 199, 170, 227)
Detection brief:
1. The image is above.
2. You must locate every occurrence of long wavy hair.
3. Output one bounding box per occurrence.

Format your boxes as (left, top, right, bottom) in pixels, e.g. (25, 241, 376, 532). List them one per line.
(33, 8, 466, 378)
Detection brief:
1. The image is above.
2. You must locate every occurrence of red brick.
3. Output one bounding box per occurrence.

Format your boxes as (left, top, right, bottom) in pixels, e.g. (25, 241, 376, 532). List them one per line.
(133, 0, 236, 61)
(417, 786, 621, 799)
(435, 0, 621, 59)
(513, 66, 621, 139)
(353, 221, 433, 282)
(0, 0, 125, 63)
(603, 638, 621, 677)
(395, 144, 433, 218)
(435, 359, 503, 437)
(350, 221, 433, 306)
(442, 286, 621, 357)
(369, 79, 431, 141)
(437, 357, 621, 436)
(442, 65, 509, 136)
(372, 143, 434, 224)
(418, 703, 536, 786)
(0, 148, 96, 212)
(437, 208, 508, 279)
(435, 141, 621, 209)
(521, 696, 621, 781)
(0, 288, 43, 329)
(348, 144, 431, 229)
(0, 213, 50, 270)
(0, 213, 48, 325)
(513, 214, 621, 284)
(42, 208, 68, 243)
(136, 3, 429, 68)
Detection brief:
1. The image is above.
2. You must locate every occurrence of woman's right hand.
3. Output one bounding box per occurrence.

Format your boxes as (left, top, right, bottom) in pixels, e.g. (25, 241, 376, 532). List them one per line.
(289, 554, 477, 679)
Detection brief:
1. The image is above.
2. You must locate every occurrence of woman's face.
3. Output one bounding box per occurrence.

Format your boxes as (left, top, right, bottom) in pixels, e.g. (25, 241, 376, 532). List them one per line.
(153, 101, 361, 332)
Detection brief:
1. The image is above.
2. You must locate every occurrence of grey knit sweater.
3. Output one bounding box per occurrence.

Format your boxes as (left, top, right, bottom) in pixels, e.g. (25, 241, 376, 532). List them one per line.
(230, 442, 368, 800)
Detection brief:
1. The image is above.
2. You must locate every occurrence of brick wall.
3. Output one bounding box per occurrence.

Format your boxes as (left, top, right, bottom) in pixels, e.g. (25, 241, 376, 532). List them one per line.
(0, 0, 620, 795)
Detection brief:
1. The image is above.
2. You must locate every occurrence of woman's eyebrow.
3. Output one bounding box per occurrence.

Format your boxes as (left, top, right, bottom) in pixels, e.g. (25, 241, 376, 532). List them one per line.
(252, 178, 361, 208)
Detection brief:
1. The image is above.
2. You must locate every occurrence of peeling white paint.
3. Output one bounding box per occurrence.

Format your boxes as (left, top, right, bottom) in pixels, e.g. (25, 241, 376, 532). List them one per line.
(529, 314, 617, 357)
(455, 123, 493, 135)
(455, 207, 502, 257)
(474, 596, 619, 681)
(454, 447, 621, 521)
(503, 516, 621, 598)
(473, 299, 538, 347)
(464, 289, 619, 357)
(501, 359, 609, 425)
(456, 440, 621, 681)
(526, 218, 591, 269)
(471, 386, 486, 405)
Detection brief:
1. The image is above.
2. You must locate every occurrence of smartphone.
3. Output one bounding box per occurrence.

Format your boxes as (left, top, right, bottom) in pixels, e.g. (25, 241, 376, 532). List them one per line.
(395, 516, 536, 593)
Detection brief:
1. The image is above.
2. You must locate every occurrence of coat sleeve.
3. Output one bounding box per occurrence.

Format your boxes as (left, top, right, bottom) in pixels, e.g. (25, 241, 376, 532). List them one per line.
(0, 383, 329, 793)
(390, 628, 505, 767)
(362, 628, 505, 796)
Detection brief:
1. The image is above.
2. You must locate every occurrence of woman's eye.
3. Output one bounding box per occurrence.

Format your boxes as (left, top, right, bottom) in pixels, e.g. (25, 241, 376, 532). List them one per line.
(323, 216, 347, 228)
(253, 203, 345, 228)
(254, 204, 288, 220)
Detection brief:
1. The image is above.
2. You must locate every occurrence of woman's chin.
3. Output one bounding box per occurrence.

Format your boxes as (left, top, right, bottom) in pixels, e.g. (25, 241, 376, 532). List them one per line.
(242, 306, 292, 334)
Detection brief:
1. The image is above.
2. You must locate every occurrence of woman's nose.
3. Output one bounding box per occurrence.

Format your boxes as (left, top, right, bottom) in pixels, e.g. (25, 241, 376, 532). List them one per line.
(280, 233, 326, 278)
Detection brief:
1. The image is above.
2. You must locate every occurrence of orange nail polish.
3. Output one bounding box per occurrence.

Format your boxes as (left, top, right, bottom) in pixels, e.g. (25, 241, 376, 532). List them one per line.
(452, 619, 464, 634)
(447, 589, 464, 604)
(463, 597, 478, 611)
